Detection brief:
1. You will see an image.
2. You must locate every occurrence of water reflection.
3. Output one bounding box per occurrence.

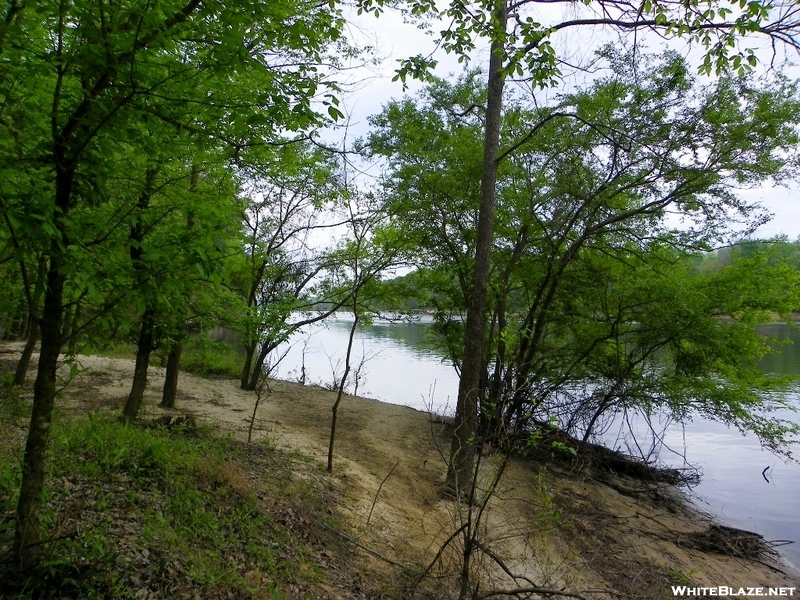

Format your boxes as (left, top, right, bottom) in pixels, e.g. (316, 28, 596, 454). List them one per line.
(758, 323, 800, 376)
(270, 314, 460, 413)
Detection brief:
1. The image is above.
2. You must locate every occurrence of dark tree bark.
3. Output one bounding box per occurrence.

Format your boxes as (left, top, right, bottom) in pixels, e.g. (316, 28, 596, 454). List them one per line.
(13, 260, 45, 386)
(13, 322, 39, 387)
(11, 254, 46, 386)
(122, 168, 157, 420)
(247, 341, 273, 391)
(241, 344, 256, 390)
(160, 341, 182, 408)
(158, 167, 198, 407)
(123, 307, 156, 420)
(445, 1, 508, 494)
(13, 163, 72, 564)
(19, 311, 30, 340)
(65, 300, 81, 355)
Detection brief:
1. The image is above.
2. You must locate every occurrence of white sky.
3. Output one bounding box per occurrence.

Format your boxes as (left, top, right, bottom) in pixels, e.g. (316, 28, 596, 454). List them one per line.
(324, 3, 800, 241)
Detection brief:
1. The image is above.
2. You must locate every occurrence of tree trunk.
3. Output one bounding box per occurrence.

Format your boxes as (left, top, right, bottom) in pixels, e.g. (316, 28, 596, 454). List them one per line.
(458, 534, 475, 600)
(13, 256, 47, 386)
(13, 265, 64, 564)
(13, 162, 72, 564)
(20, 311, 30, 341)
(160, 341, 182, 409)
(61, 295, 81, 354)
(247, 341, 273, 391)
(66, 300, 81, 354)
(13, 322, 39, 387)
(123, 307, 155, 420)
(445, 2, 508, 493)
(159, 166, 197, 407)
(241, 343, 255, 390)
(61, 298, 73, 346)
(123, 167, 158, 420)
(328, 313, 359, 473)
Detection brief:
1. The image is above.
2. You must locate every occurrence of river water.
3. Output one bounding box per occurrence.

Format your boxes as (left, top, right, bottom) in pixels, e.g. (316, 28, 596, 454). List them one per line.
(264, 314, 800, 570)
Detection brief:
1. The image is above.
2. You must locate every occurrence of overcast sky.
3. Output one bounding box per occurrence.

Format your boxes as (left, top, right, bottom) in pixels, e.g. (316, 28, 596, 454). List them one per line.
(327, 4, 800, 241)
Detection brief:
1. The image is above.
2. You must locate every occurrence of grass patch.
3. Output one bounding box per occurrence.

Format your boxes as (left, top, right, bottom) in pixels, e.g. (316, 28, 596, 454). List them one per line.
(0, 414, 346, 599)
(86, 336, 244, 381)
(0, 378, 29, 426)
(170, 336, 243, 380)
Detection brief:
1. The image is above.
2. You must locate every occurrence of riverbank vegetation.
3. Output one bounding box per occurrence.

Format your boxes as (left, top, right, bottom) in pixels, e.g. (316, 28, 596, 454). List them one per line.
(2, 347, 797, 598)
(3, 0, 800, 593)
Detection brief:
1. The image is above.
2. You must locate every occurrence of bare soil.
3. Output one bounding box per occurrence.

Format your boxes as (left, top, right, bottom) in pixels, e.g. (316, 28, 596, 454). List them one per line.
(3, 342, 799, 598)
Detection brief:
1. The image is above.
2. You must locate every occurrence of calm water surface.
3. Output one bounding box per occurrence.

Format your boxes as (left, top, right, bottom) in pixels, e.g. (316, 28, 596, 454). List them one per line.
(268, 315, 800, 570)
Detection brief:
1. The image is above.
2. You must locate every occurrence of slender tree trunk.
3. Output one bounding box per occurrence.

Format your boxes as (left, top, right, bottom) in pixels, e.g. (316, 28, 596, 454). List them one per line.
(327, 312, 359, 473)
(458, 534, 474, 600)
(20, 311, 30, 340)
(160, 341, 182, 408)
(13, 266, 64, 563)
(13, 257, 47, 386)
(122, 168, 157, 420)
(13, 163, 72, 564)
(66, 300, 81, 354)
(13, 323, 39, 387)
(61, 295, 80, 354)
(61, 297, 73, 343)
(485, 305, 508, 445)
(159, 167, 198, 407)
(446, 2, 508, 493)
(123, 307, 155, 420)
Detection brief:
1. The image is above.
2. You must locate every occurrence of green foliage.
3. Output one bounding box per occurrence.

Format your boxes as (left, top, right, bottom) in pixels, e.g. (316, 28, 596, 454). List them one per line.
(0, 375, 28, 424)
(527, 419, 577, 458)
(179, 336, 244, 380)
(0, 0, 352, 358)
(531, 470, 562, 530)
(359, 0, 787, 85)
(1, 0, 355, 552)
(368, 49, 800, 453)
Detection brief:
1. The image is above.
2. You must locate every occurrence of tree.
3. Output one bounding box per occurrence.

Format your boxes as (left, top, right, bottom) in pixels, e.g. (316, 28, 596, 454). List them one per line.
(360, 0, 800, 489)
(1, 0, 347, 564)
(368, 48, 800, 490)
(550, 245, 800, 449)
(121, 152, 241, 420)
(326, 200, 403, 472)
(231, 144, 348, 392)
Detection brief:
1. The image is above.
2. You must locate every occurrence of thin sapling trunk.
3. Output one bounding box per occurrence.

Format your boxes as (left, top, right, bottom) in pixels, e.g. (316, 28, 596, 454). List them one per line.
(327, 311, 359, 473)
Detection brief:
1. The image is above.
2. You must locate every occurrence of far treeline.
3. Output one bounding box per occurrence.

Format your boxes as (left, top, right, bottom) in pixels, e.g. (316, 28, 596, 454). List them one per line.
(3, 0, 800, 575)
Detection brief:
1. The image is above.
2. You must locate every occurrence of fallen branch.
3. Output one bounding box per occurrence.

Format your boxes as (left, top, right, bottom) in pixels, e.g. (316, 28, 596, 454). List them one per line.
(367, 460, 399, 526)
(411, 521, 470, 590)
(334, 530, 409, 569)
(475, 540, 537, 588)
(477, 586, 591, 600)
